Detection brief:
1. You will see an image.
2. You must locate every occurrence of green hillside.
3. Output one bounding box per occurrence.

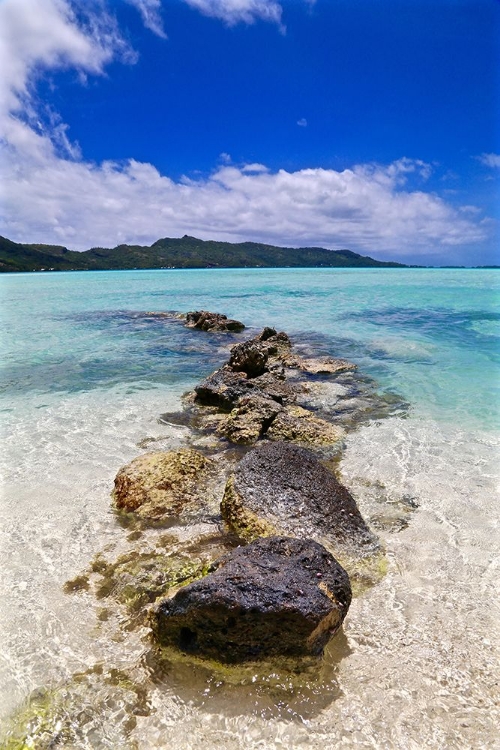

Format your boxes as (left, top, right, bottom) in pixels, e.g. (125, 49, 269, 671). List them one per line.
(0, 234, 407, 272)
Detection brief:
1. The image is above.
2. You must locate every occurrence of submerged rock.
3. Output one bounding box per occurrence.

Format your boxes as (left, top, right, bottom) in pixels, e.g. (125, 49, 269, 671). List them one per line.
(285, 356, 357, 375)
(185, 310, 245, 332)
(221, 442, 381, 585)
(154, 536, 351, 662)
(112, 448, 215, 521)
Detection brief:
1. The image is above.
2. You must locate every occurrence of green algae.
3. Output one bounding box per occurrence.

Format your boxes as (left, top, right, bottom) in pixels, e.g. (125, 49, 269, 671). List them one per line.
(0, 666, 149, 750)
(62, 573, 89, 593)
(220, 475, 278, 543)
(65, 548, 214, 628)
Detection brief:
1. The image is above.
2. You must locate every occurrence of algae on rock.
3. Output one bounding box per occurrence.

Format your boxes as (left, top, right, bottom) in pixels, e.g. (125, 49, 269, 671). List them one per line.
(112, 448, 217, 522)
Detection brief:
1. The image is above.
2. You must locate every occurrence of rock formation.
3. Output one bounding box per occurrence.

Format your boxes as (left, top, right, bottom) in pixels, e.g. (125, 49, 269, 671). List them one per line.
(154, 536, 351, 661)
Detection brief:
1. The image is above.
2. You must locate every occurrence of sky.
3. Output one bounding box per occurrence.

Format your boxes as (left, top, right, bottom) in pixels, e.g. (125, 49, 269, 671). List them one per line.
(0, 0, 498, 265)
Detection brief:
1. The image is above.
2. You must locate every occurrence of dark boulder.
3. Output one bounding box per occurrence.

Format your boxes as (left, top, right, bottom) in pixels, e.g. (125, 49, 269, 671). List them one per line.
(153, 536, 351, 661)
(185, 310, 245, 333)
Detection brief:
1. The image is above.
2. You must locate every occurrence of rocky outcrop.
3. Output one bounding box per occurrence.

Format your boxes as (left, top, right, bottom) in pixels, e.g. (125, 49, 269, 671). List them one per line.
(153, 536, 351, 661)
(189, 327, 356, 449)
(221, 442, 379, 573)
(185, 310, 245, 333)
(112, 448, 215, 521)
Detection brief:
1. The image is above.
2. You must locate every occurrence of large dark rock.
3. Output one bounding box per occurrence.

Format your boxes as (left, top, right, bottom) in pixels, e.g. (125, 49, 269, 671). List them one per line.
(221, 442, 382, 589)
(154, 536, 351, 661)
(185, 310, 245, 333)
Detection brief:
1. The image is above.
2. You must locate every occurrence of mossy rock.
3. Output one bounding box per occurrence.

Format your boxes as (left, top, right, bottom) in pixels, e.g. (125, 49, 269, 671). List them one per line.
(91, 549, 214, 620)
(266, 405, 345, 447)
(112, 448, 216, 521)
(216, 395, 283, 445)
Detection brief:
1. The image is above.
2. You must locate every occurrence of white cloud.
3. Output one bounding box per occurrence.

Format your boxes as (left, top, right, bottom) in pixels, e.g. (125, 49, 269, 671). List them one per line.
(0, 0, 491, 261)
(477, 153, 500, 169)
(297, 118, 308, 127)
(241, 162, 269, 173)
(0, 0, 132, 117)
(126, 0, 167, 38)
(183, 0, 284, 28)
(1, 145, 489, 255)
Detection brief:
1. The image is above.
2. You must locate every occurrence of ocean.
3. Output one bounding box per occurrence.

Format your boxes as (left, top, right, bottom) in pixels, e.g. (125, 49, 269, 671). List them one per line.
(0, 267, 499, 748)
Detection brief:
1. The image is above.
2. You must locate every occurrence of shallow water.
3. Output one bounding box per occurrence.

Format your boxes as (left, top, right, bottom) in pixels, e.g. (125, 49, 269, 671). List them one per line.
(0, 268, 499, 748)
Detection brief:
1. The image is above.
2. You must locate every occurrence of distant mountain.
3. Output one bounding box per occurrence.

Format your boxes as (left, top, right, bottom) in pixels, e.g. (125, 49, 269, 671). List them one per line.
(0, 234, 408, 272)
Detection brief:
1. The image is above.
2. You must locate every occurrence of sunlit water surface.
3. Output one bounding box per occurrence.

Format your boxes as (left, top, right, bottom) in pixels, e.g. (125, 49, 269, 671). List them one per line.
(0, 268, 499, 748)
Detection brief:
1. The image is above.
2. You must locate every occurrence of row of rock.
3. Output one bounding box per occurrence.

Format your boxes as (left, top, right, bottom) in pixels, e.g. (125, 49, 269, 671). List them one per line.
(184, 323, 355, 448)
(110, 313, 383, 663)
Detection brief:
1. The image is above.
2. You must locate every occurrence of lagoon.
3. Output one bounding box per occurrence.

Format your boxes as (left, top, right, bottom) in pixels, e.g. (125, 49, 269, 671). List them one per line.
(1, 268, 499, 747)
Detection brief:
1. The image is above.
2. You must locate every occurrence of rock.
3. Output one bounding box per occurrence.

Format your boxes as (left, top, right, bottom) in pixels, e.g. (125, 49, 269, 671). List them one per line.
(216, 394, 284, 445)
(284, 355, 357, 374)
(257, 328, 293, 358)
(266, 405, 345, 447)
(112, 448, 215, 520)
(185, 310, 245, 333)
(300, 357, 357, 375)
(250, 371, 299, 404)
(194, 366, 254, 409)
(153, 536, 351, 661)
(221, 441, 378, 561)
(228, 339, 269, 376)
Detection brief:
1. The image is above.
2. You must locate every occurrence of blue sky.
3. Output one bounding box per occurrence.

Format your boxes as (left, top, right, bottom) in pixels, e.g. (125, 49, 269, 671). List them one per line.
(1, 0, 499, 265)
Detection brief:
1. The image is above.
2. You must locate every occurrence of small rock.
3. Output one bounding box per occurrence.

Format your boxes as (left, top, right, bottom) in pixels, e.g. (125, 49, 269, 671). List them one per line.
(284, 355, 357, 374)
(250, 371, 299, 404)
(229, 339, 269, 376)
(185, 310, 245, 333)
(153, 536, 351, 661)
(194, 366, 253, 409)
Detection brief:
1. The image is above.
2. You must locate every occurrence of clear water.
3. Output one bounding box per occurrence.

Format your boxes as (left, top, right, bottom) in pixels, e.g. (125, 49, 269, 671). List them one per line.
(1, 268, 499, 748)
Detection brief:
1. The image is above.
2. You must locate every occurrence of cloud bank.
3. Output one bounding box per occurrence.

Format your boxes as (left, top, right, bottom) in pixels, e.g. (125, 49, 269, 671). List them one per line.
(0, 0, 491, 259)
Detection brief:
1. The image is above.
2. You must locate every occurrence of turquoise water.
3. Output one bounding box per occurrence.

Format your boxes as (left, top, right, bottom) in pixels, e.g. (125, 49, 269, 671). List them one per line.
(1, 268, 499, 749)
(2, 268, 499, 428)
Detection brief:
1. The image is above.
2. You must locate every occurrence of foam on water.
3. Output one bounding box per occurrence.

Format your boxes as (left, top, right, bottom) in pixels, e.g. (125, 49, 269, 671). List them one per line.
(1, 268, 499, 748)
